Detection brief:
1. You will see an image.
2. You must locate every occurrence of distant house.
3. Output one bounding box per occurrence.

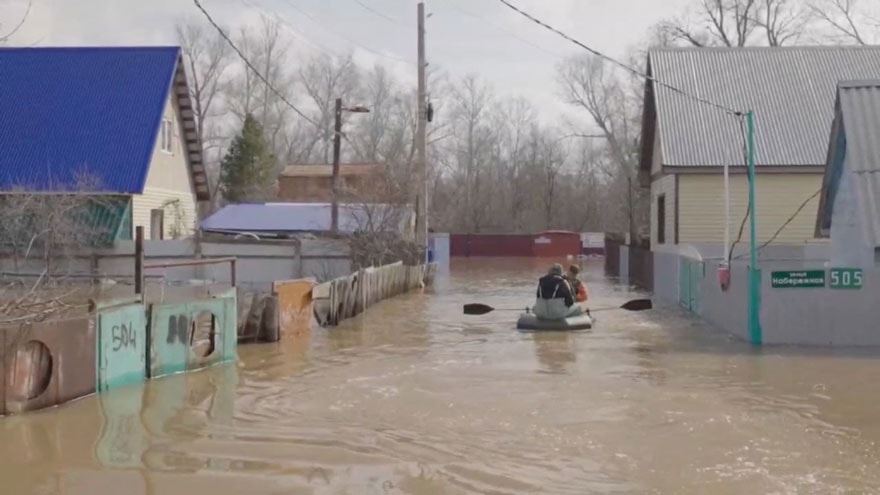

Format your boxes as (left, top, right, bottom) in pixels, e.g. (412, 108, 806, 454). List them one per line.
(200, 202, 414, 238)
(0, 46, 210, 241)
(639, 45, 880, 252)
(815, 80, 880, 268)
(277, 163, 385, 202)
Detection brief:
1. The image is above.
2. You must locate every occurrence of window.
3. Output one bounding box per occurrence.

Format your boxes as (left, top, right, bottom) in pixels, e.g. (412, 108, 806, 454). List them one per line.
(160, 118, 173, 153)
(657, 194, 666, 244)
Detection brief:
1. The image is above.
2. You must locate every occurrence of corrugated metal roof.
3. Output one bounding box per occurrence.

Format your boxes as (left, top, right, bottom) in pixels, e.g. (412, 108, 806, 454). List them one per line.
(200, 202, 413, 233)
(0, 46, 180, 192)
(280, 163, 382, 177)
(836, 80, 880, 245)
(649, 45, 880, 167)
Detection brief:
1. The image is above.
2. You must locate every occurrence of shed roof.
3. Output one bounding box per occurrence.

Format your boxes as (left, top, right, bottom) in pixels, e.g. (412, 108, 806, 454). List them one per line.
(0, 46, 209, 199)
(816, 80, 880, 244)
(641, 45, 880, 171)
(200, 202, 413, 233)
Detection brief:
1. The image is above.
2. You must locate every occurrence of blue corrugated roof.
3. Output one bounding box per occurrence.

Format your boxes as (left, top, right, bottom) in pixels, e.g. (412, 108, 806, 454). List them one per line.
(0, 46, 180, 192)
(201, 203, 413, 233)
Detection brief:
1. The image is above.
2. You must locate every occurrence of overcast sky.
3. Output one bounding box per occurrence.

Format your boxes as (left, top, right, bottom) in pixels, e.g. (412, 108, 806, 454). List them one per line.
(1, 0, 692, 126)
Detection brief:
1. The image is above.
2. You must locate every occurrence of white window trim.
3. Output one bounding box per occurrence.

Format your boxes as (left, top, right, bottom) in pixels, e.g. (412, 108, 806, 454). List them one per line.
(160, 118, 173, 154)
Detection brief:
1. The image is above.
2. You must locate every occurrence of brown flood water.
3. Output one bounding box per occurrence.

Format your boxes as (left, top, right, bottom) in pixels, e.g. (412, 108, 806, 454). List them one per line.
(4, 258, 880, 494)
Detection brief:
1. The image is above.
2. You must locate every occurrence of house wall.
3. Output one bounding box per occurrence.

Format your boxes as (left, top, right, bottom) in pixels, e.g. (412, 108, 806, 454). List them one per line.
(678, 173, 822, 245)
(650, 174, 676, 247)
(830, 170, 873, 268)
(131, 93, 197, 240)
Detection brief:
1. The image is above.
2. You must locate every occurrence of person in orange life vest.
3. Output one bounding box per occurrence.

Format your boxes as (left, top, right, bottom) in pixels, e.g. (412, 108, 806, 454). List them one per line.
(566, 264, 588, 303)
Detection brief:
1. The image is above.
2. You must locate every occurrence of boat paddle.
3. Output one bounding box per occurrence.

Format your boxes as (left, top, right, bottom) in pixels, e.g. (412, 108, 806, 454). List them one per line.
(462, 298, 653, 316)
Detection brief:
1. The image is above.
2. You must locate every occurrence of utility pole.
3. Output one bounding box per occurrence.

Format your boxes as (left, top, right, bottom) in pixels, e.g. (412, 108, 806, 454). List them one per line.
(414, 1, 428, 257)
(331, 97, 343, 233)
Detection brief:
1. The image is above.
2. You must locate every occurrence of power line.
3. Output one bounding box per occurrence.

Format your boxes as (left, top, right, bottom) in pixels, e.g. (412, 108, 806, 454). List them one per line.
(352, 0, 403, 25)
(275, 0, 415, 66)
(192, 0, 321, 129)
(241, 0, 345, 57)
(436, 0, 564, 58)
(494, 0, 742, 117)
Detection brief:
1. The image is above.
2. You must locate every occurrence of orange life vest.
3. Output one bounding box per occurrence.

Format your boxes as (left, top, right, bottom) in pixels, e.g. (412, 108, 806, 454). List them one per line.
(573, 279, 588, 302)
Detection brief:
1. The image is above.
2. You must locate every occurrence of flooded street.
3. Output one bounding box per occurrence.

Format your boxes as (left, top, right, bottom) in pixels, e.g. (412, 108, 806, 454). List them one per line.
(4, 258, 880, 494)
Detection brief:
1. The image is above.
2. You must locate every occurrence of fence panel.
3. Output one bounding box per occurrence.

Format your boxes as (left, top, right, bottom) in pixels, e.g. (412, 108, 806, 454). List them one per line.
(95, 297, 147, 392)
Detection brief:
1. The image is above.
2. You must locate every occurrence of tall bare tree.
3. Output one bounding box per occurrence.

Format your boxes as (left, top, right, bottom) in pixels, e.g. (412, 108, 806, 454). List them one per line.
(176, 19, 232, 154)
(659, 0, 811, 47)
(0, 0, 30, 44)
(810, 0, 879, 44)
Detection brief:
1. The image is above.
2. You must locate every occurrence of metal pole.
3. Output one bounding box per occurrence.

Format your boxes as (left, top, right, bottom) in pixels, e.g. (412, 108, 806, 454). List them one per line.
(134, 226, 144, 295)
(331, 97, 342, 233)
(746, 110, 762, 345)
(415, 1, 428, 256)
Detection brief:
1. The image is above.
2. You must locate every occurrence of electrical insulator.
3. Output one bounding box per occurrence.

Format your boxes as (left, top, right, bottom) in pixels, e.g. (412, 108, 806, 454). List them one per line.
(426, 102, 433, 123)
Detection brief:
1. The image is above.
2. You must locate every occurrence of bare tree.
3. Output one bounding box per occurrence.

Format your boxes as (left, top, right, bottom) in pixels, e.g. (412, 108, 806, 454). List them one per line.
(295, 53, 362, 163)
(556, 52, 646, 234)
(0, 0, 31, 44)
(448, 74, 497, 233)
(225, 15, 295, 157)
(176, 19, 232, 159)
(810, 0, 879, 44)
(0, 171, 128, 322)
(659, 0, 811, 47)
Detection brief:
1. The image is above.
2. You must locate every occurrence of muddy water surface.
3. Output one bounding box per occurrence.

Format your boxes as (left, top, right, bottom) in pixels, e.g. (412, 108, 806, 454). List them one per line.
(3, 258, 880, 494)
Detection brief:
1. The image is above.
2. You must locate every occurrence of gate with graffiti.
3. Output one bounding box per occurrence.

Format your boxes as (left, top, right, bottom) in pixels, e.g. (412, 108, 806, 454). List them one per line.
(147, 288, 237, 378)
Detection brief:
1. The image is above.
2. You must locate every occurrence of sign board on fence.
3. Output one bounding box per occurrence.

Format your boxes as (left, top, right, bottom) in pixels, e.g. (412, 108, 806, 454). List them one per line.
(581, 232, 604, 248)
(771, 270, 825, 288)
(829, 268, 863, 289)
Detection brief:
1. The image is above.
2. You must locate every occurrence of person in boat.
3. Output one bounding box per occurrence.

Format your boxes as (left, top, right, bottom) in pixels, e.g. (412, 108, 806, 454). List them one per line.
(532, 263, 584, 320)
(566, 264, 589, 303)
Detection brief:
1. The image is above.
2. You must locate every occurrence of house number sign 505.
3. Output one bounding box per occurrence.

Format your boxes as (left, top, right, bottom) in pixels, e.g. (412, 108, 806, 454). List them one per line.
(829, 268, 863, 289)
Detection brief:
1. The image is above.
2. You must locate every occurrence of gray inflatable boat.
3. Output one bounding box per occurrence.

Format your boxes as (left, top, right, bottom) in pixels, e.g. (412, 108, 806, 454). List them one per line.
(516, 311, 593, 331)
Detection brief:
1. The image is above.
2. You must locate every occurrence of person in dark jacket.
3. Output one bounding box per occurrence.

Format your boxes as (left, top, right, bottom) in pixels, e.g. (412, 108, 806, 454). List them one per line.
(532, 263, 583, 320)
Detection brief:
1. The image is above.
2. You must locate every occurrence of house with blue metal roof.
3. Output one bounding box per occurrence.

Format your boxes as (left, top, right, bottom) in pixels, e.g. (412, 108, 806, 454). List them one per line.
(0, 46, 210, 241)
(816, 80, 880, 269)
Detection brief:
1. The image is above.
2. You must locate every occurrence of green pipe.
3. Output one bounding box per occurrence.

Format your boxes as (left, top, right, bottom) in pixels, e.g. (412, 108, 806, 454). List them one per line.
(746, 110, 762, 345)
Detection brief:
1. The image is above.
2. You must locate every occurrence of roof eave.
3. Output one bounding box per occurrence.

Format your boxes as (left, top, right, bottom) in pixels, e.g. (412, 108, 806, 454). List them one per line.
(815, 93, 845, 239)
(171, 52, 210, 202)
(638, 55, 656, 188)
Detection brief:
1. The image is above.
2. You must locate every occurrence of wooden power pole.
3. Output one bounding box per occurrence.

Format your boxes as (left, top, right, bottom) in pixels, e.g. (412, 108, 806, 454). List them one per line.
(415, 1, 428, 257)
(331, 97, 343, 233)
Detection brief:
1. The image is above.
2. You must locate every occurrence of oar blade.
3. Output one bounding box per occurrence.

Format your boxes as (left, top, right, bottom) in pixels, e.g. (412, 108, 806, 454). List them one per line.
(620, 298, 652, 311)
(463, 303, 495, 315)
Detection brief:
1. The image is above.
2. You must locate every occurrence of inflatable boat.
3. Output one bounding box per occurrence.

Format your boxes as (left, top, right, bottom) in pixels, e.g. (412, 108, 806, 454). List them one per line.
(516, 311, 593, 331)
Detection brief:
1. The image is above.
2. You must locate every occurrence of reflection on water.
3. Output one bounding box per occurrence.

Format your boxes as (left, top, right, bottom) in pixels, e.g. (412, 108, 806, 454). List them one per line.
(531, 332, 579, 375)
(3, 258, 880, 493)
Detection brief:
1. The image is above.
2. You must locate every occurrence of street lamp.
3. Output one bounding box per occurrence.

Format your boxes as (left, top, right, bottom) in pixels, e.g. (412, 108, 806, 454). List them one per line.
(331, 97, 370, 233)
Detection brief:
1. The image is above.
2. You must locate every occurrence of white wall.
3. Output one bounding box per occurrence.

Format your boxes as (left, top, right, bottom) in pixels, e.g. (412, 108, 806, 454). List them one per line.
(132, 91, 198, 240)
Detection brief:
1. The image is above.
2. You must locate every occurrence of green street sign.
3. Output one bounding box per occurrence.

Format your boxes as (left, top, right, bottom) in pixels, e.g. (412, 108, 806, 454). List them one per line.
(771, 270, 825, 288)
(829, 268, 863, 289)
